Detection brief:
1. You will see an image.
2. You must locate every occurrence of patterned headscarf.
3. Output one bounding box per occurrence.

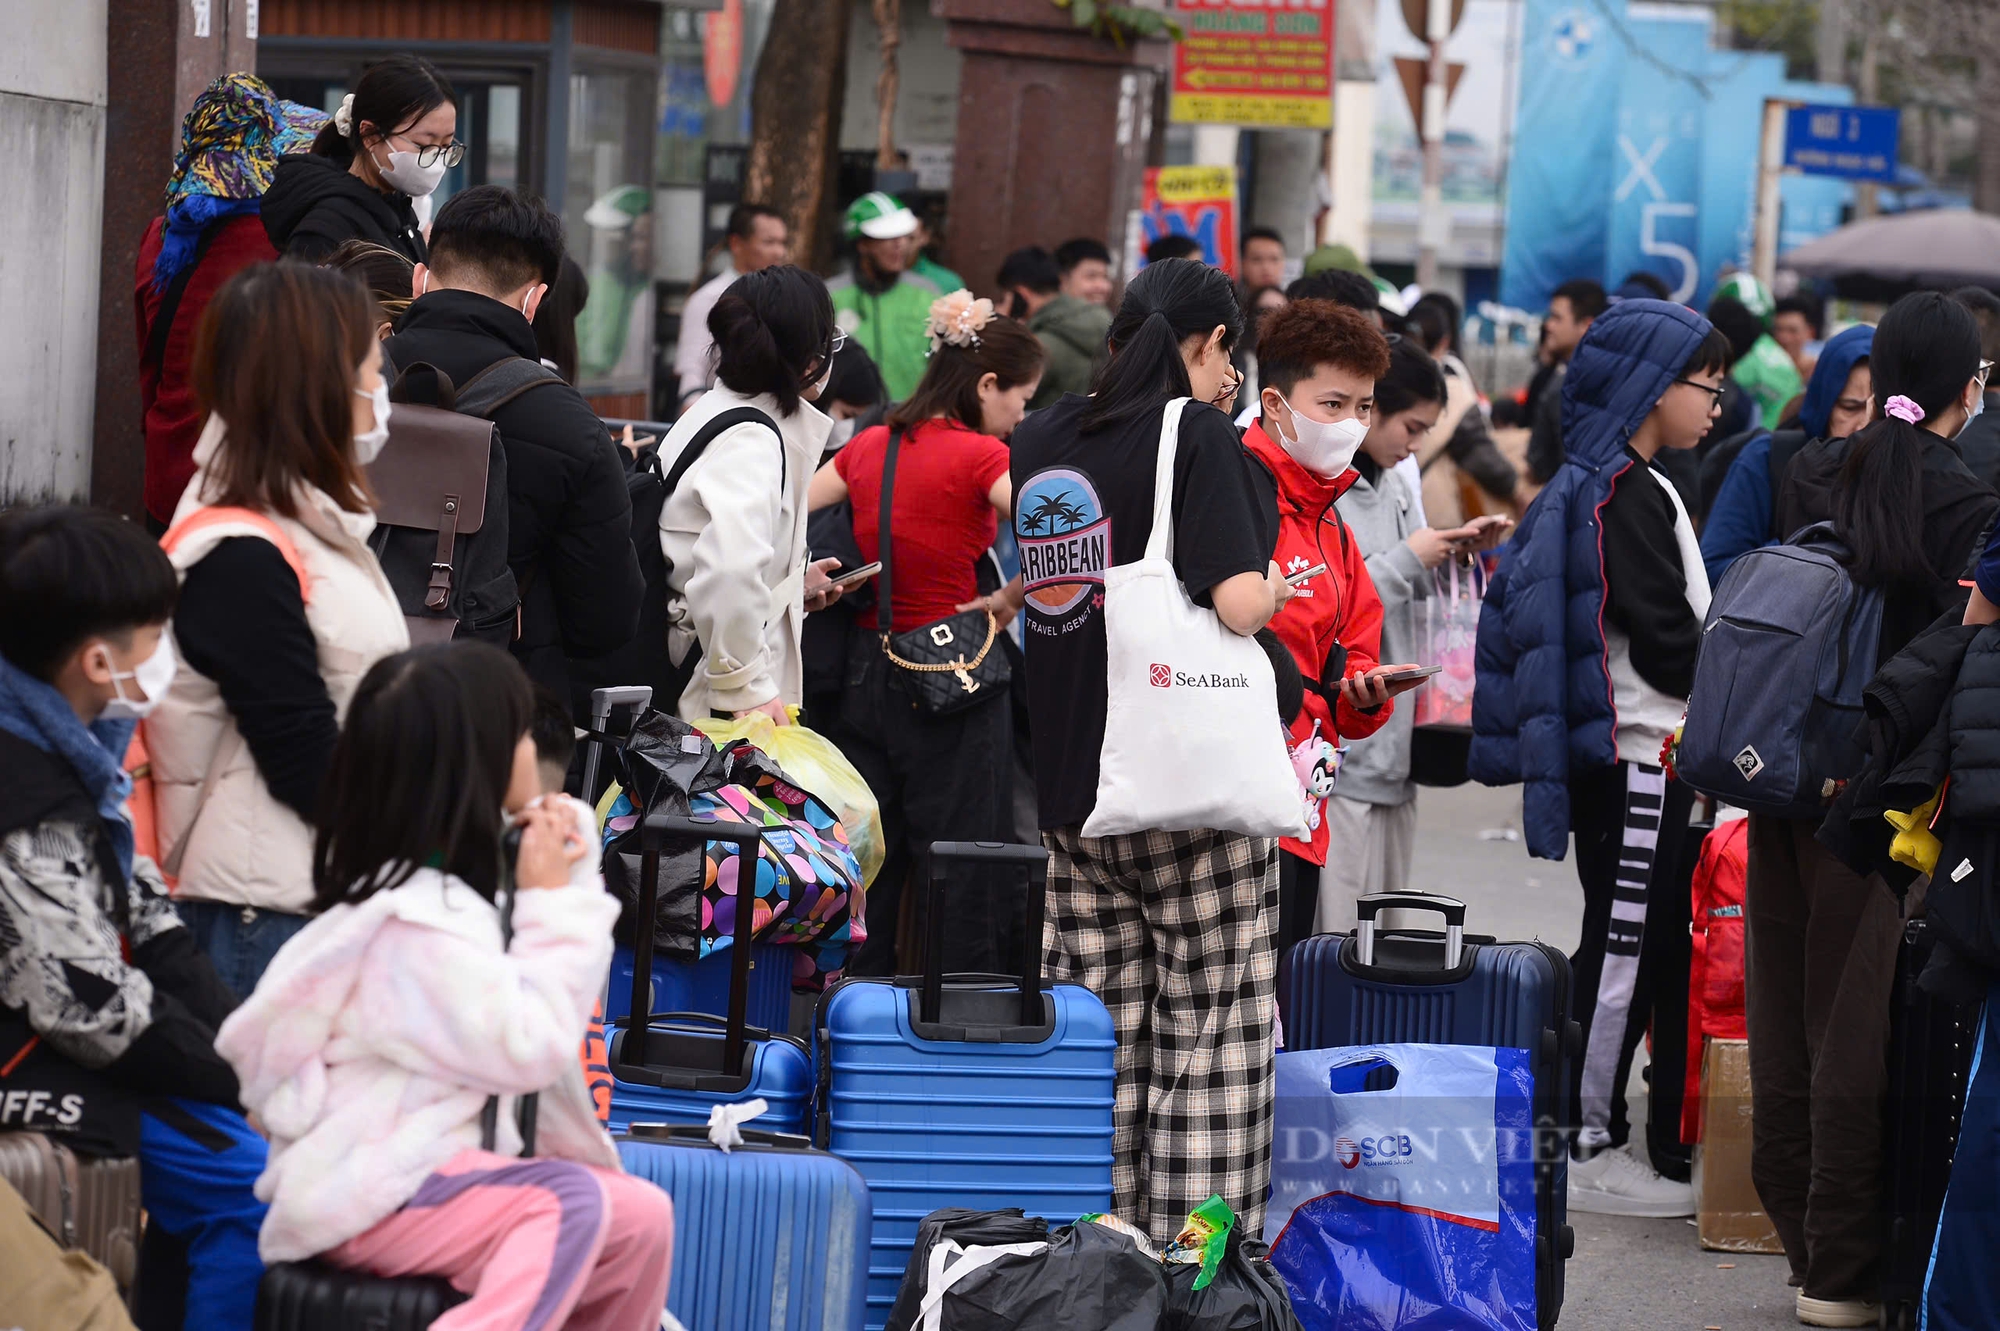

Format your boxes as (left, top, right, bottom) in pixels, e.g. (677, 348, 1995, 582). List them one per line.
(164, 73, 326, 210)
(153, 75, 328, 293)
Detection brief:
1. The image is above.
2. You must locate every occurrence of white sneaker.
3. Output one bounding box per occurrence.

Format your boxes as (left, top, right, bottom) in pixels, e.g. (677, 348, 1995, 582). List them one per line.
(1794, 1293, 1881, 1328)
(1566, 1145, 1696, 1217)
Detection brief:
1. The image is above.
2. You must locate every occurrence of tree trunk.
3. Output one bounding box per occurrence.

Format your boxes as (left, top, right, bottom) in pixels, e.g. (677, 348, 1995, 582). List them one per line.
(873, 0, 902, 171)
(1978, 49, 2000, 215)
(747, 0, 854, 273)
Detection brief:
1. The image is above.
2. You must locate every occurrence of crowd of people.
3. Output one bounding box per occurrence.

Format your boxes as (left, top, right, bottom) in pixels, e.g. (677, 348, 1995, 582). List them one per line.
(9, 54, 2000, 1331)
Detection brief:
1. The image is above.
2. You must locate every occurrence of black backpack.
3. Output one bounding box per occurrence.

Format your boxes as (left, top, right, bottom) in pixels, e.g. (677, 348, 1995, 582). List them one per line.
(567, 406, 781, 716)
(1695, 425, 1809, 531)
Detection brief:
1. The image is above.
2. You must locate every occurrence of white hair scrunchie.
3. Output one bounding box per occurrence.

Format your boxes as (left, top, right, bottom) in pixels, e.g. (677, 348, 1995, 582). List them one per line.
(333, 93, 355, 138)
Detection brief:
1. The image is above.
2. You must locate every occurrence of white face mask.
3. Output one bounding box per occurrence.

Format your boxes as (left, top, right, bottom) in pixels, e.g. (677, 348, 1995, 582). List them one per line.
(371, 142, 447, 198)
(1274, 393, 1369, 478)
(805, 363, 832, 402)
(353, 380, 392, 465)
(826, 417, 858, 450)
(98, 633, 177, 722)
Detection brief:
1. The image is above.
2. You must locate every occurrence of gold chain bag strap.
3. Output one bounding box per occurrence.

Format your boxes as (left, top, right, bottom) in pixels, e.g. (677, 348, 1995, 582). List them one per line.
(876, 425, 1010, 715)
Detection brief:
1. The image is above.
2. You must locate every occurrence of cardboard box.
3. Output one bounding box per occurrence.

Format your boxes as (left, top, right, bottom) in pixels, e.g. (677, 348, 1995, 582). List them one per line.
(1695, 1038, 1786, 1255)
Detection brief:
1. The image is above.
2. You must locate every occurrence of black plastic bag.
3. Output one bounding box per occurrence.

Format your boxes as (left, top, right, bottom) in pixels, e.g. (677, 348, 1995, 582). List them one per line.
(1163, 1235, 1304, 1331)
(885, 1209, 1165, 1331)
(600, 710, 731, 958)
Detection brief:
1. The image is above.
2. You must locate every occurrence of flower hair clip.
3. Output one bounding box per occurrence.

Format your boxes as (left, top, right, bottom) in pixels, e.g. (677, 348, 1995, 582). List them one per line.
(1884, 395, 1925, 425)
(926, 290, 995, 354)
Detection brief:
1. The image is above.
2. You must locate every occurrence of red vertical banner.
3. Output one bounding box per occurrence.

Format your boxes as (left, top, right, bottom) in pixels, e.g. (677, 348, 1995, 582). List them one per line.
(1140, 166, 1241, 277)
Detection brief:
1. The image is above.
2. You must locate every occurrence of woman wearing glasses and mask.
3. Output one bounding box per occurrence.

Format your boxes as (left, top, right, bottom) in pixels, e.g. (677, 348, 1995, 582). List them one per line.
(262, 55, 463, 264)
(656, 265, 848, 724)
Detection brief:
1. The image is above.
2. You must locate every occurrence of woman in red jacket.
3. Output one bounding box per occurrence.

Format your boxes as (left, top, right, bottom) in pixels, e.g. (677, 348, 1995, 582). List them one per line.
(1242, 299, 1427, 963)
(136, 75, 326, 530)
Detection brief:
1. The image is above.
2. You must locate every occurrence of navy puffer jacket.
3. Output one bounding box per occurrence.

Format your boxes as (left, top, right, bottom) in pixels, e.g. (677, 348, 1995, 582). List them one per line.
(1470, 299, 1713, 859)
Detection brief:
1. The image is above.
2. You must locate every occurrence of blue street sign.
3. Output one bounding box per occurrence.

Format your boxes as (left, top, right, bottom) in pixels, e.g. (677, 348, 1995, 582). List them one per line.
(1783, 104, 1900, 182)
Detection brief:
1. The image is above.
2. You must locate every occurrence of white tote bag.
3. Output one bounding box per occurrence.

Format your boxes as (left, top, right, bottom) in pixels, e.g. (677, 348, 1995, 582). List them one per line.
(1083, 398, 1310, 839)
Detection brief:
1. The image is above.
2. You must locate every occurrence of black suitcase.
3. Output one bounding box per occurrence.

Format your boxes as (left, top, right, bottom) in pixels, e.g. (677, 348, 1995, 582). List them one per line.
(253, 831, 534, 1331)
(1879, 916, 1980, 1331)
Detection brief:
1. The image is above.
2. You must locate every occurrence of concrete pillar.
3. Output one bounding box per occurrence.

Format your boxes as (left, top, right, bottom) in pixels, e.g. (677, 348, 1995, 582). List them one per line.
(1323, 80, 1376, 257)
(1, 0, 109, 504)
(938, 0, 1169, 296)
(1248, 129, 1322, 254)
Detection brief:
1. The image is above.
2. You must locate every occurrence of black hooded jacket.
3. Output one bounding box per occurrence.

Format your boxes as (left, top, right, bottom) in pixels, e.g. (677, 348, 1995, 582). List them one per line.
(385, 289, 645, 705)
(261, 153, 427, 265)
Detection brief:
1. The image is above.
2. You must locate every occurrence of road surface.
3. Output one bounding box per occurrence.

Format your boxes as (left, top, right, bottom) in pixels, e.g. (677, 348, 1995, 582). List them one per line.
(1412, 781, 1798, 1330)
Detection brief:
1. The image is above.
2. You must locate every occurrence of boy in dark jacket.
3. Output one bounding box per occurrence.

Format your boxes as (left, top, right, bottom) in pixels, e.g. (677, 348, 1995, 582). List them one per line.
(386, 186, 646, 714)
(0, 507, 268, 1329)
(1472, 300, 1731, 1217)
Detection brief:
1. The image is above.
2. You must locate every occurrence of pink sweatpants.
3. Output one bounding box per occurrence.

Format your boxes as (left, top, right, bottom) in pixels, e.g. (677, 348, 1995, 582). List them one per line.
(327, 1149, 673, 1331)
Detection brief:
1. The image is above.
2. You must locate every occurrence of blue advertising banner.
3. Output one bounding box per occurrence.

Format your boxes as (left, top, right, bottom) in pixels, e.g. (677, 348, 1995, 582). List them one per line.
(1604, 5, 1711, 304)
(1785, 104, 1900, 182)
(1498, 0, 1627, 311)
(1694, 50, 1786, 308)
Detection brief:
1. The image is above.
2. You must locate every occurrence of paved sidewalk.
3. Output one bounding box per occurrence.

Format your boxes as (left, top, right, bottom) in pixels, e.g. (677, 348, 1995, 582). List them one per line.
(1412, 782, 1799, 1330)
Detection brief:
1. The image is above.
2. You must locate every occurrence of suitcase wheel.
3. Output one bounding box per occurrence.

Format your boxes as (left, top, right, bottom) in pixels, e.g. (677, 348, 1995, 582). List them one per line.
(1559, 1223, 1574, 1260)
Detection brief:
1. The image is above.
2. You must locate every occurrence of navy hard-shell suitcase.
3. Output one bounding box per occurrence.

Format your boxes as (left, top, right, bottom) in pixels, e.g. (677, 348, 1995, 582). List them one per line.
(582, 686, 792, 1035)
(816, 841, 1117, 1331)
(617, 1122, 870, 1329)
(1279, 891, 1578, 1330)
(607, 814, 814, 1135)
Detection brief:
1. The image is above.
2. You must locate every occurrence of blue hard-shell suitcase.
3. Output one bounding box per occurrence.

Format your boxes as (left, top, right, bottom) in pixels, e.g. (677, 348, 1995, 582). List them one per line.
(603, 941, 794, 1043)
(1279, 891, 1578, 1330)
(608, 815, 814, 1136)
(582, 685, 795, 1036)
(816, 840, 1117, 1331)
(617, 1123, 871, 1331)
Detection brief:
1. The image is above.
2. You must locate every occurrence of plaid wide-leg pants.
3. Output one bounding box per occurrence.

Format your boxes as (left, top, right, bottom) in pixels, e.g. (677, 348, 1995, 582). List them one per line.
(1042, 825, 1279, 1245)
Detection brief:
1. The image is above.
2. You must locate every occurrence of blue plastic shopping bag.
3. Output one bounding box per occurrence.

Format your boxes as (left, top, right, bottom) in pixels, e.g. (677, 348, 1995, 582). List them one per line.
(1263, 1043, 1537, 1331)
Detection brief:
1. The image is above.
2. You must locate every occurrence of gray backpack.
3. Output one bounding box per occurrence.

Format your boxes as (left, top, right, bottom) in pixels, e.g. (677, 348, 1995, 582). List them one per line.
(1676, 523, 1884, 817)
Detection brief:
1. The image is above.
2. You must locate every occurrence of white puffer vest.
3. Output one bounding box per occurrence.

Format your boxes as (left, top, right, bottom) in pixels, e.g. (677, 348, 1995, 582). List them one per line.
(150, 416, 410, 913)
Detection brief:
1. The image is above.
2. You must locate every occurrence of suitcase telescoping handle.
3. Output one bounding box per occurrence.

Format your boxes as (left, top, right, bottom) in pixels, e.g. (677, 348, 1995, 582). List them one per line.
(1355, 892, 1466, 970)
(632, 813, 766, 1077)
(582, 685, 654, 808)
(478, 826, 539, 1156)
(924, 841, 1051, 1028)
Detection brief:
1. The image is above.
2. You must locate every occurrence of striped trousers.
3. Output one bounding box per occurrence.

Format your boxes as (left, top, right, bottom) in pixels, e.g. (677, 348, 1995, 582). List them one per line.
(327, 1150, 674, 1331)
(1567, 762, 1697, 1162)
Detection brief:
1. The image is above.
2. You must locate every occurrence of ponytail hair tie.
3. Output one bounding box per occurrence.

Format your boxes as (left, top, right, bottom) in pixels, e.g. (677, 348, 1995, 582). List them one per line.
(1885, 395, 1925, 424)
(333, 93, 356, 138)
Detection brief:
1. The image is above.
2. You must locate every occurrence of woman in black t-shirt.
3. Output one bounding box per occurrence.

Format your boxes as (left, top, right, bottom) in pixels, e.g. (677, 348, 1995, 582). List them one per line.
(1009, 258, 1290, 1244)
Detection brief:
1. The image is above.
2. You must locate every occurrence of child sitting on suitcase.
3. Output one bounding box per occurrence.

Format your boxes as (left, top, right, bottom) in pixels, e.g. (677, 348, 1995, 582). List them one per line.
(0, 505, 270, 1329)
(216, 643, 674, 1330)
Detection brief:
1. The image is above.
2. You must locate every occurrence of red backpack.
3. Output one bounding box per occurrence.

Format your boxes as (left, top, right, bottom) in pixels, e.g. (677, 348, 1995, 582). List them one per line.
(1683, 816, 1750, 1143)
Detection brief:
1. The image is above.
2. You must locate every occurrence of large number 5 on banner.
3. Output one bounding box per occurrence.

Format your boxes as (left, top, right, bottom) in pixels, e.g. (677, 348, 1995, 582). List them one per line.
(1641, 201, 1699, 304)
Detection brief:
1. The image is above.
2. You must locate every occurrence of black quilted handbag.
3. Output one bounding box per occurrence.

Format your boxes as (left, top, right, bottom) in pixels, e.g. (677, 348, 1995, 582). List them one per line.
(252, 834, 536, 1330)
(875, 426, 1010, 716)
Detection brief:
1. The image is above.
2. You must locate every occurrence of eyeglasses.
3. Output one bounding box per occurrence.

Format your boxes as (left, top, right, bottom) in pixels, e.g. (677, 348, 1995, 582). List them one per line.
(1674, 377, 1727, 406)
(394, 136, 466, 170)
(828, 330, 848, 357)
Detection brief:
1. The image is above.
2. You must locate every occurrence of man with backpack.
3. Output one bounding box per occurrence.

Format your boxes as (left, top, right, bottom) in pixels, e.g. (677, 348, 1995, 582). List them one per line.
(1698, 325, 1875, 585)
(386, 186, 645, 711)
(1473, 299, 1733, 1218)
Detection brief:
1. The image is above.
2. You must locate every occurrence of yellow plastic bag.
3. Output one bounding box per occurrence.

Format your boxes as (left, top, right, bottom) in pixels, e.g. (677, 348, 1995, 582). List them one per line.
(697, 707, 885, 888)
(1885, 785, 1944, 877)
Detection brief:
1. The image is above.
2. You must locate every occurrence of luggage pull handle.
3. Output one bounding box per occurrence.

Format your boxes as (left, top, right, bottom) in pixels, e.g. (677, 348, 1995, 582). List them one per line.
(581, 685, 654, 808)
(479, 826, 538, 1155)
(1355, 891, 1466, 969)
(630, 813, 766, 1079)
(923, 840, 1050, 1029)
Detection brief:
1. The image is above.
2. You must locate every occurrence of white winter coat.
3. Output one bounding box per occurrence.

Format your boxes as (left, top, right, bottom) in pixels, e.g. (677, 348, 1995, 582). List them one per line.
(657, 385, 832, 719)
(151, 416, 409, 913)
(214, 796, 622, 1262)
